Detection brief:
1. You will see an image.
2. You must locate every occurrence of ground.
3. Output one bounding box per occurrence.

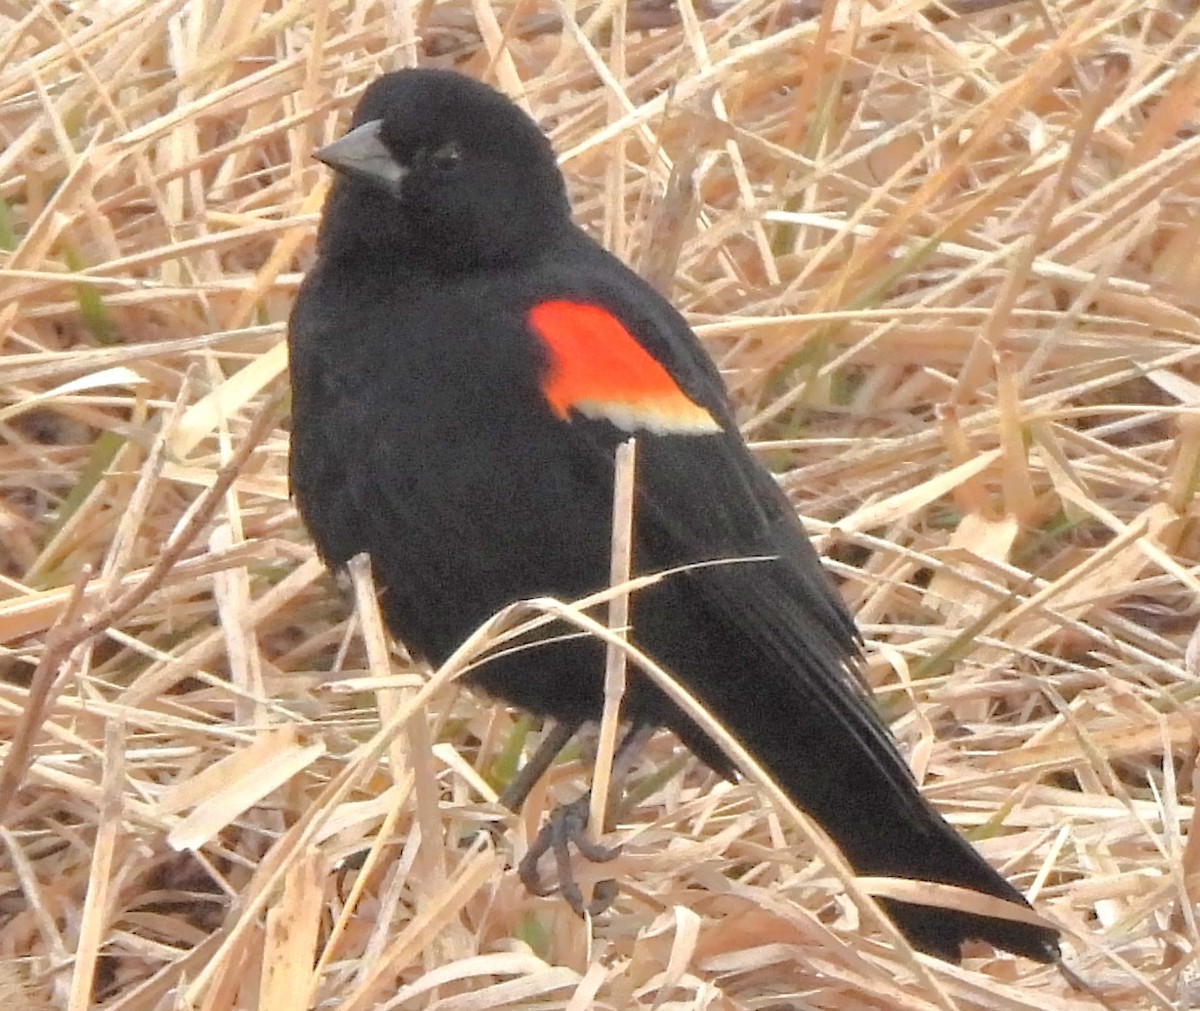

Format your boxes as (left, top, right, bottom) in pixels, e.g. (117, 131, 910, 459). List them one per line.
(1, 1, 1198, 1009)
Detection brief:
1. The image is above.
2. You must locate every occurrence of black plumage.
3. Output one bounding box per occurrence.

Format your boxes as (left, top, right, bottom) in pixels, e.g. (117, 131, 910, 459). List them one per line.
(289, 68, 1060, 963)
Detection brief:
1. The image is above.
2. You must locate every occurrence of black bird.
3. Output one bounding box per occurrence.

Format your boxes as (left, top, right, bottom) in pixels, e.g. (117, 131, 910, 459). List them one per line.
(288, 68, 1060, 963)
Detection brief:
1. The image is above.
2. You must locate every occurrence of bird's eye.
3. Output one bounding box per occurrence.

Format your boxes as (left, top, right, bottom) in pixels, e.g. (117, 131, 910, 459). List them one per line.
(430, 141, 462, 172)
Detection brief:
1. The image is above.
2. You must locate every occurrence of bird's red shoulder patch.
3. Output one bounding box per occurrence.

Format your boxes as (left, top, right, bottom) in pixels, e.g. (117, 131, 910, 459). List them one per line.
(528, 300, 721, 435)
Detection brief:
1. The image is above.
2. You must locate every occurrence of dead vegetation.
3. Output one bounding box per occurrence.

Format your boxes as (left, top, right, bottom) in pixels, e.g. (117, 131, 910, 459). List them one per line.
(2, 0, 1199, 1008)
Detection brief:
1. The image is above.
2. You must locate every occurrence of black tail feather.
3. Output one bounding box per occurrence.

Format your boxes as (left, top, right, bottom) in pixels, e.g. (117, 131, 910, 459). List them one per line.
(681, 668, 1062, 963)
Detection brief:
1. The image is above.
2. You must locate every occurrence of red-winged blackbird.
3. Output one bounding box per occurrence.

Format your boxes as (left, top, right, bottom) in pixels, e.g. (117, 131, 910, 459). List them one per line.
(289, 68, 1060, 964)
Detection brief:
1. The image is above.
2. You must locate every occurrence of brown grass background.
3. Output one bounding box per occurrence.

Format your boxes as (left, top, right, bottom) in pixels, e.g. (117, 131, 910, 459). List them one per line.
(2, 0, 1199, 1008)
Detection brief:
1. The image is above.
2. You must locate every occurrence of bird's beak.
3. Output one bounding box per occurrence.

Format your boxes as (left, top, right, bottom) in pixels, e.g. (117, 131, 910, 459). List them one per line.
(314, 120, 408, 190)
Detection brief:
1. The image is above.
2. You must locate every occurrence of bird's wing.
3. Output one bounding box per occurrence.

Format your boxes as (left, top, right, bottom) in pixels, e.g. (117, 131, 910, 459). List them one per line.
(522, 280, 924, 816)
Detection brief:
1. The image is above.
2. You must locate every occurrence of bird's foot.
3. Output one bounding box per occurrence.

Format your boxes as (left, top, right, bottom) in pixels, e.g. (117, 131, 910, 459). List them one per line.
(517, 796, 621, 916)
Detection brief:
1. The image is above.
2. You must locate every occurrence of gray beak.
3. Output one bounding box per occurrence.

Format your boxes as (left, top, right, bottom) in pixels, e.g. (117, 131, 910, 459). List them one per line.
(314, 120, 408, 189)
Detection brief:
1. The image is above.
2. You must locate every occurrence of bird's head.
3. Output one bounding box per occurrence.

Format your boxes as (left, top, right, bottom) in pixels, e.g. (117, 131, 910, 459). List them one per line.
(314, 69, 571, 272)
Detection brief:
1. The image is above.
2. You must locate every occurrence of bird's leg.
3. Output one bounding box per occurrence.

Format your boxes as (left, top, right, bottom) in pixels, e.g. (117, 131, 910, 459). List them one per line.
(518, 722, 656, 916)
(497, 719, 581, 812)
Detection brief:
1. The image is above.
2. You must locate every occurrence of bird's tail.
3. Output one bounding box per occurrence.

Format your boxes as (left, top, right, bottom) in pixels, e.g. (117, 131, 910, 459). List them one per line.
(694, 681, 1061, 963)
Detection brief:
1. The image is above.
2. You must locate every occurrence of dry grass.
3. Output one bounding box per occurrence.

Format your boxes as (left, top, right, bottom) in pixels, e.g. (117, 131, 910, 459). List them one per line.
(2, 0, 1199, 1008)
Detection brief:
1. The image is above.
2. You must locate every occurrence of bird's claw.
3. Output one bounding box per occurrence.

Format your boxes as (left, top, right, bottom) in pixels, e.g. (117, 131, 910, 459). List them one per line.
(517, 796, 621, 916)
